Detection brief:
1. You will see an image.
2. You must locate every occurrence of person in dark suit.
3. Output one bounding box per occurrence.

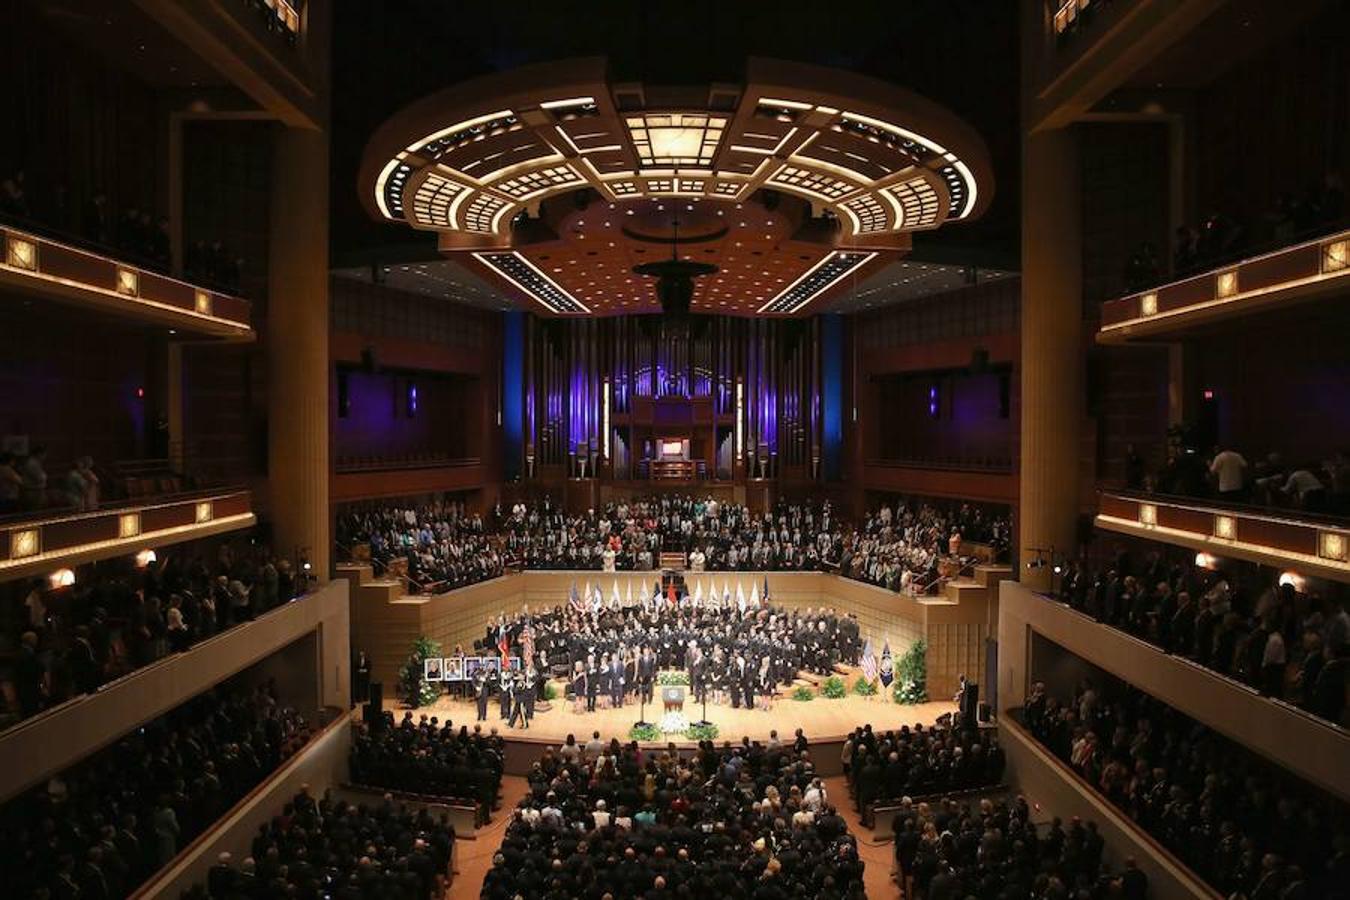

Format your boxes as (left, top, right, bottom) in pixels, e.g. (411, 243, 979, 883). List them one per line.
(474, 669, 490, 722)
(638, 646, 656, 705)
(508, 670, 526, 729)
(498, 667, 513, 720)
(609, 654, 624, 709)
(521, 666, 537, 727)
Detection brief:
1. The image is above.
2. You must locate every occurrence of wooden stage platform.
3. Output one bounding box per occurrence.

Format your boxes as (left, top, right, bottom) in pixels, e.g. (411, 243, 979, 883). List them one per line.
(384, 682, 958, 775)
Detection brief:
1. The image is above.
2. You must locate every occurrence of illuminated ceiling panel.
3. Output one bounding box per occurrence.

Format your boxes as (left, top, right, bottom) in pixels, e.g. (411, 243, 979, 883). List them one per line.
(472, 251, 590, 314)
(360, 58, 992, 313)
(626, 113, 726, 167)
(759, 251, 876, 315)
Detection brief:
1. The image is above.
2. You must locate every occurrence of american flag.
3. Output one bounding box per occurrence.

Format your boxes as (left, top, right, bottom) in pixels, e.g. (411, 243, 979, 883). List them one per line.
(861, 637, 878, 682)
(497, 625, 511, 665)
(569, 581, 583, 613)
(521, 622, 536, 670)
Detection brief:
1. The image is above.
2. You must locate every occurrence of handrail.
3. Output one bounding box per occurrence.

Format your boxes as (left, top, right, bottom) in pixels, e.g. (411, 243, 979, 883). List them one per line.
(1102, 486, 1350, 528)
(0, 484, 248, 527)
(335, 455, 482, 474)
(865, 456, 1013, 474)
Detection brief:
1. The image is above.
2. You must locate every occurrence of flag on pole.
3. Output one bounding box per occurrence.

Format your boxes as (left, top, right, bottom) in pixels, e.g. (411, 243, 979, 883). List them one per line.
(498, 626, 511, 665)
(762, 576, 771, 604)
(693, 580, 704, 606)
(592, 584, 603, 612)
(861, 637, 878, 682)
(722, 581, 731, 607)
(749, 581, 760, 608)
(521, 622, 536, 669)
(611, 579, 621, 609)
(626, 579, 634, 608)
(667, 580, 678, 607)
(879, 641, 894, 687)
(736, 581, 747, 613)
(569, 580, 583, 613)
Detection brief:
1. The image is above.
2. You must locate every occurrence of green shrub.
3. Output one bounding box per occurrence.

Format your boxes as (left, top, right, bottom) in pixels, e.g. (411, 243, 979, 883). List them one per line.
(821, 675, 847, 699)
(628, 722, 661, 742)
(894, 639, 929, 705)
(396, 635, 443, 709)
(686, 722, 720, 741)
(853, 676, 878, 696)
(791, 685, 815, 702)
(539, 679, 558, 702)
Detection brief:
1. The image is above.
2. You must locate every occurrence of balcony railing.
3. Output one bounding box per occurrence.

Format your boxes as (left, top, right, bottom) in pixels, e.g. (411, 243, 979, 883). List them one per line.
(1099, 227, 1350, 342)
(1, 223, 253, 339)
(0, 488, 255, 580)
(1096, 489, 1350, 582)
(334, 453, 481, 474)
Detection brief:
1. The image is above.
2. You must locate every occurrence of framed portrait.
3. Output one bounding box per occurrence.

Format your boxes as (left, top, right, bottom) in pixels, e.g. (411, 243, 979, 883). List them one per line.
(507, 655, 523, 671)
(464, 657, 485, 680)
(444, 656, 465, 682)
(423, 657, 444, 681)
(484, 657, 502, 676)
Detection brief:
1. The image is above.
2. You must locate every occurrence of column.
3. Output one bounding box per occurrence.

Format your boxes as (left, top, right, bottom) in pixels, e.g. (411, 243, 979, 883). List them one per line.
(1019, 128, 1083, 589)
(268, 126, 330, 579)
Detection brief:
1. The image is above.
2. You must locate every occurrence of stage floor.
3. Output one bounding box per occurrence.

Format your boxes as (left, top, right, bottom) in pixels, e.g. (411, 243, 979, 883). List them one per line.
(385, 680, 958, 747)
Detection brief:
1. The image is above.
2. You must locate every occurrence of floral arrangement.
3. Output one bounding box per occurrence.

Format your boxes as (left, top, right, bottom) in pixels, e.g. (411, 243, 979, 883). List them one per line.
(658, 711, 690, 734)
(539, 679, 558, 702)
(821, 675, 847, 699)
(791, 685, 815, 702)
(894, 639, 929, 704)
(656, 671, 690, 686)
(853, 676, 878, 696)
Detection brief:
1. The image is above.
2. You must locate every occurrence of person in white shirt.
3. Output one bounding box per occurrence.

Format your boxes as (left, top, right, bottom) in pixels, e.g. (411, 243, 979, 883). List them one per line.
(1261, 622, 1287, 697)
(803, 779, 826, 813)
(591, 799, 611, 829)
(1209, 448, 1248, 498)
(1282, 468, 1327, 509)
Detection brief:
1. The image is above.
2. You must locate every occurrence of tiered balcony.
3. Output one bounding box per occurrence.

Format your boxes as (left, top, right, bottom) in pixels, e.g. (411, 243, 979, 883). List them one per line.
(0, 489, 256, 581)
(1, 224, 253, 340)
(1095, 490, 1350, 583)
(1098, 228, 1350, 343)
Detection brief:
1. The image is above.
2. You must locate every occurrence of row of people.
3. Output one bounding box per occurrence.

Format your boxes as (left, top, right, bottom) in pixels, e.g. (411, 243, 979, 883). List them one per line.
(842, 722, 1006, 813)
(0, 680, 314, 900)
(1131, 442, 1350, 516)
(1022, 675, 1350, 898)
(183, 787, 456, 900)
(1056, 549, 1349, 726)
(1, 538, 301, 729)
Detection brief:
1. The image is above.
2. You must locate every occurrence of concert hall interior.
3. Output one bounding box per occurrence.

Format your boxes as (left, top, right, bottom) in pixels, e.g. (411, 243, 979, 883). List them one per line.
(2, 2, 1349, 898)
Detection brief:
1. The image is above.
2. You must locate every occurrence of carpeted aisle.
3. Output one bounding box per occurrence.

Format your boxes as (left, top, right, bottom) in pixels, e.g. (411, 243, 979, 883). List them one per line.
(824, 774, 901, 900)
(449, 775, 530, 898)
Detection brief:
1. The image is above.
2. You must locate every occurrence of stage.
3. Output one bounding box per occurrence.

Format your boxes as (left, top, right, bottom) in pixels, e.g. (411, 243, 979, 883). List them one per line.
(384, 678, 958, 774)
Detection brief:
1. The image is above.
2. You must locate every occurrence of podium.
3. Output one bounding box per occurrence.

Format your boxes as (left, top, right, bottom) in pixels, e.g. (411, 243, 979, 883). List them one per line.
(662, 686, 685, 713)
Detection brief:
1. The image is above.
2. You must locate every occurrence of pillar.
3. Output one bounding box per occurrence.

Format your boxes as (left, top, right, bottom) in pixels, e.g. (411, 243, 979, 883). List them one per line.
(267, 126, 329, 579)
(1019, 128, 1083, 589)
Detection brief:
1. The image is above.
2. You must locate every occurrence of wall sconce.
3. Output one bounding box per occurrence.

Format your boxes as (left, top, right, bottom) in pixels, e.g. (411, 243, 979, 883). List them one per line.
(1320, 531, 1347, 562)
(10, 528, 40, 558)
(1215, 269, 1238, 299)
(1213, 515, 1236, 540)
(115, 267, 139, 297)
(195, 290, 213, 315)
(1138, 503, 1157, 527)
(118, 513, 141, 539)
(195, 501, 214, 524)
(5, 236, 37, 271)
(1139, 292, 1158, 316)
(135, 548, 157, 568)
(49, 568, 76, 589)
(1322, 238, 1349, 274)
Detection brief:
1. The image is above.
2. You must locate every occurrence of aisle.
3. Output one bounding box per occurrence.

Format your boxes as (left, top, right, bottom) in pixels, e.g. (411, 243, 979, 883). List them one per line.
(448, 775, 529, 898)
(824, 774, 901, 900)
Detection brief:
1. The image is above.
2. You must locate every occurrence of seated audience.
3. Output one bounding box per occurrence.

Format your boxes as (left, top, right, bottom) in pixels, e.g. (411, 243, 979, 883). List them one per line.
(891, 793, 1142, 899)
(0, 681, 314, 899)
(180, 787, 456, 900)
(1022, 676, 1350, 898)
(348, 713, 504, 818)
(481, 735, 867, 900)
(844, 722, 1005, 814)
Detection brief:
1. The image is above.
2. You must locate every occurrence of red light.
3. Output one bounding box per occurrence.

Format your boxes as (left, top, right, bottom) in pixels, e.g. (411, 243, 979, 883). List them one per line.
(1202, 389, 1214, 400)
(136, 387, 145, 398)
